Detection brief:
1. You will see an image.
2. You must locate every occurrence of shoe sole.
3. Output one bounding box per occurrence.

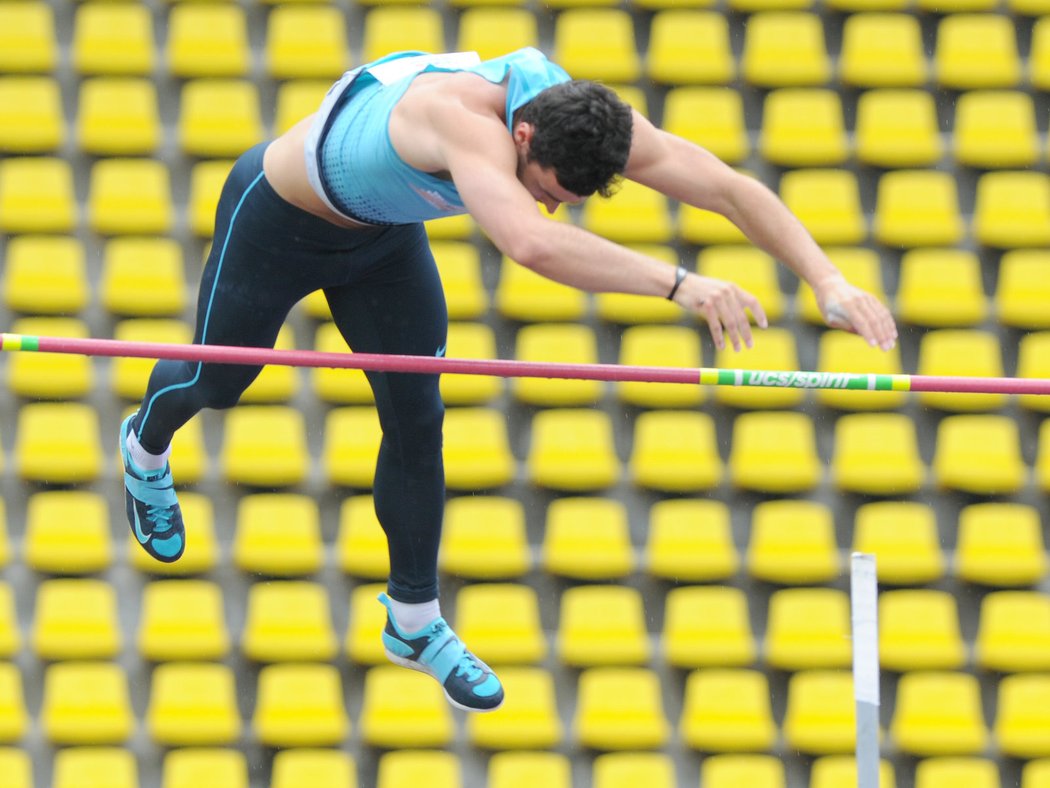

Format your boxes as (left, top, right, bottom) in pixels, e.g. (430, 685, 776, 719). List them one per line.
(384, 648, 504, 713)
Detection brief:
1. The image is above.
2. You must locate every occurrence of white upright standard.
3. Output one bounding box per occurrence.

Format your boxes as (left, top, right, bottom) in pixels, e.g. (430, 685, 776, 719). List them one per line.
(851, 552, 880, 787)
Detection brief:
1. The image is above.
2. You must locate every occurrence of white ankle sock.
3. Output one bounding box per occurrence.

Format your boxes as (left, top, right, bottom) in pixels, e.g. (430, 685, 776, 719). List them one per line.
(126, 430, 171, 472)
(389, 598, 441, 633)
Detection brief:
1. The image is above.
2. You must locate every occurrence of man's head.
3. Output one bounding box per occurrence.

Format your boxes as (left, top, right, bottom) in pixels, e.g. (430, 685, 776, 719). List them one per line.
(513, 80, 634, 203)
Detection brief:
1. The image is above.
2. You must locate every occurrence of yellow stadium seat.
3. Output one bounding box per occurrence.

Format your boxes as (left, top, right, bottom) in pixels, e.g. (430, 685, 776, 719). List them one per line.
(426, 213, 475, 241)
(783, 670, 856, 755)
(162, 749, 247, 788)
(189, 160, 235, 236)
(309, 322, 372, 406)
(760, 89, 848, 167)
(778, 169, 867, 246)
(455, 583, 546, 665)
(698, 245, 786, 325)
(456, 9, 538, 61)
(32, 579, 121, 661)
(646, 499, 738, 582)
(879, 590, 966, 672)
(0, 584, 18, 659)
(855, 89, 942, 168)
(345, 583, 387, 666)
(72, 2, 154, 76)
(976, 591, 1050, 672)
(852, 501, 945, 586)
(678, 201, 748, 245)
(647, 11, 734, 85)
(896, 248, 988, 327)
(137, 580, 229, 662)
(662, 87, 748, 164)
(974, 171, 1050, 248)
(41, 662, 133, 745)
(594, 246, 682, 324)
(274, 80, 329, 135)
(553, 10, 640, 83)
(765, 587, 851, 671)
(466, 667, 562, 749)
(935, 13, 1021, 89)
(920, 0, 997, 7)
(663, 585, 755, 668)
(891, 671, 988, 756)
(933, 415, 1025, 495)
(179, 80, 263, 158)
(617, 325, 704, 408)
(680, 669, 776, 753)
(150, 412, 207, 486)
(513, 323, 602, 406)
(703, 755, 785, 788)
(53, 748, 137, 788)
(557, 585, 650, 667)
(8, 317, 93, 400)
(243, 581, 336, 663)
(362, 8, 445, 63)
(729, 411, 822, 494)
(377, 752, 459, 788)
(593, 753, 674, 788)
(0, 664, 27, 743)
(77, 77, 160, 155)
(0, 504, 7, 571)
(16, 403, 102, 484)
(2, 235, 87, 315)
(271, 749, 356, 788)
(0, 157, 76, 233)
(874, 170, 964, 247)
(997, 249, 1050, 329)
(741, 12, 830, 87)
(335, 496, 389, 580)
(955, 90, 1038, 168)
(432, 241, 488, 321)
(88, 158, 173, 235)
(0, 1, 56, 73)
(810, 756, 897, 788)
(815, 331, 906, 411)
(0, 749, 31, 788)
(440, 496, 530, 579)
(490, 752, 571, 788)
(955, 502, 1047, 586)
(266, 5, 348, 80)
(1032, 16, 1050, 91)
(444, 407, 516, 490)
(254, 663, 349, 747)
(831, 412, 926, 495)
(147, 662, 241, 747)
(915, 758, 1000, 788)
(840, 13, 926, 87)
(101, 237, 186, 319)
(747, 499, 840, 584)
(24, 491, 111, 575)
(167, 4, 249, 78)
(495, 256, 588, 322)
(732, 0, 813, 7)
(1026, 760, 1050, 788)
(581, 181, 673, 244)
(542, 497, 634, 580)
(916, 329, 1005, 412)
(713, 331, 803, 410)
(1018, 332, 1050, 412)
(233, 494, 322, 577)
(1014, 0, 1050, 10)
(574, 667, 669, 751)
(440, 322, 503, 405)
(0, 76, 63, 153)
(796, 247, 885, 325)
(628, 410, 722, 492)
(239, 326, 300, 404)
(527, 409, 619, 492)
(359, 666, 452, 748)
(222, 406, 308, 487)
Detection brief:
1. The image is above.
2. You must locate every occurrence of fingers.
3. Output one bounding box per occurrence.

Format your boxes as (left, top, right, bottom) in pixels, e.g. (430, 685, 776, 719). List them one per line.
(703, 284, 761, 352)
(836, 295, 898, 351)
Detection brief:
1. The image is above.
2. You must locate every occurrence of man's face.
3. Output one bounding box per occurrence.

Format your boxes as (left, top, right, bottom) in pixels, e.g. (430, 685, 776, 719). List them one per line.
(513, 122, 586, 214)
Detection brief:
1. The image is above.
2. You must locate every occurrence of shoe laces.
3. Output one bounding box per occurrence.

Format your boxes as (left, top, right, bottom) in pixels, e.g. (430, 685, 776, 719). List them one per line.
(426, 621, 485, 683)
(148, 504, 175, 535)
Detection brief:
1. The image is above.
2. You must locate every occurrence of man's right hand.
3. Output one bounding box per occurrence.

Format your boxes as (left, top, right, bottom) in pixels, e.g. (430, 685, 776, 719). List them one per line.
(671, 273, 768, 352)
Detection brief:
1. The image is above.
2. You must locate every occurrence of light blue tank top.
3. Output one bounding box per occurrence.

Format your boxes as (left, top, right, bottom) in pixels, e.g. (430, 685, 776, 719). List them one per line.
(318, 48, 571, 226)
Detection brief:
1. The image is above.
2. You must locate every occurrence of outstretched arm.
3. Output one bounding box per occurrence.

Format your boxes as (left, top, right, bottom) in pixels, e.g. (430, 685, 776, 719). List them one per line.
(624, 111, 897, 351)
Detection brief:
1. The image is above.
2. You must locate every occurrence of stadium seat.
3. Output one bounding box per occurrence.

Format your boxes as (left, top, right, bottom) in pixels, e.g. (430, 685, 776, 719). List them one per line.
(76, 77, 160, 155)
(628, 410, 723, 492)
(542, 497, 634, 580)
(973, 171, 1050, 248)
(130, 494, 217, 576)
(557, 584, 650, 667)
(914, 758, 1000, 788)
(440, 496, 530, 579)
(489, 753, 571, 788)
(233, 493, 323, 576)
(646, 499, 738, 582)
(874, 170, 964, 247)
(0, 157, 77, 233)
(573, 667, 670, 750)
(680, 668, 776, 753)
(712, 329, 804, 410)
(495, 255, 588, 321)
(513, 323, 601, 406)
(1032, 16, 1050, 90)
(647, 11, 734, 85)
(32, 579, 121, 660)
(932, 415, 1026, 495)
(0, 76, 63, 153)
(698, 245, 786, 325)
(935, 13, 1021, 89)
(879, 590, 966, 672)
(527, 409, 619, 491)
(855, 90, 943, 168)
(796, 247, 886, 325)
(362, 8, 445, 63)
(679, 200, 748, 245)
(189, 160, 235, 236)
(997, 249, 1050, 329)
(581, 180, 673, 244)
(0, 585, 18, 659)
(243, 581, 336, 663)
(747, 499, 840, 584)
(102, 240, 188, 320)
(310, 322, 372, 405)
(161, 749, 248, 788)
(443, 407, 516, 490)
(440, 323, 502, 405)
(955, 502, 1048, 586)
(995, 672, 1050, 758)
(1026, 760, 1050, 788)
(457, 9, 538, 60)
(760, 89, 848, 167)
(1018, 332, 1050, 412)
(432, 242, 488, 320)
(426, 213, 475, 241)
(831, 412, 925, 494)
(137, 580, 230, 662)
(72, 2, 154, 76)
(662, 585, 755, 668)
(23, 491, 111, 575)
(151, 411, 208, 486)
(2, 235, 87, 315)
(702, 755, 785, 788)
(239, 326, 300, 404)
(274, 80, 329, 135)
(111, 323, 190, 398)
(377, 752, 460, 788)
(916, 329, 1005, 412)
(88, 158, 173, 236)
(552, 10, 641, 83)
(595, 246, 682, 324)
(271, 749, 356, 788)
(976, 591, 1050, 672)
(266, 5, 348, 80)
(8, 317, 93, 400)
(729, 411, 822, 494)
(0, 749, 32, 788)
(617, 325, 704, 408)
(1016, 0, 1050, 11)
(662, 87, 748, 164)
(852, 501, 945, 586)
(359, 665, 453, 748)
(253, 663, 350, 747)
(179, 80, 264, 158)
(41, 661, 133, 745)
(53, 748, 137, 788)
(815, 331, 907, 411)
(810, 756, 897, 788)
(782, 670, 856, 755)
(466, 667, 562, 749)
(335, 495, 390, 580)
(896, 248, 988, 327)
(765, 587, 852, 671)
(147, 662, 241, 746)
(0, 1, 56, 73)
(741, 12, 830, 87)
(16, 402, 102, 484)
(840, 13, 926, 87)
(778, 169, 866, 246)
(891, 671, 989, 756)
(221, 406, 309, 487)
(456, 583, 547, 665)
(167, 4, 249, 78)
(954, 90, 1039, 168)
(0, 664, 27, 743)
(592, 753, 674, 788)
(344, 583, 386, 666)
(919, 0, 997, 7)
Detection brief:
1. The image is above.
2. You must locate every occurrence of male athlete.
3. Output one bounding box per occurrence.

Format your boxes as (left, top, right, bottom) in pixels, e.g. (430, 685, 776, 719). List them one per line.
(120, 48, 897, 712)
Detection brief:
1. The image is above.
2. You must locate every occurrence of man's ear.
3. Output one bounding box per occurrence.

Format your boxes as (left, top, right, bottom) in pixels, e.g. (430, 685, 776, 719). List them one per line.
(512, 122, 534, 148)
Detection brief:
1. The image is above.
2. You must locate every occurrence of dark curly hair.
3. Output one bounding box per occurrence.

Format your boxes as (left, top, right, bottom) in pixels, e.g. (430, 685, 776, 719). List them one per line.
(515, 80, 634, 198)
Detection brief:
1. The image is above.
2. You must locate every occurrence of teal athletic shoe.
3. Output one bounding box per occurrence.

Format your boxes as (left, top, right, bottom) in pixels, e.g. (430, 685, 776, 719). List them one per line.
(378, 593, 504, 712)
(120, 413, 185, 563)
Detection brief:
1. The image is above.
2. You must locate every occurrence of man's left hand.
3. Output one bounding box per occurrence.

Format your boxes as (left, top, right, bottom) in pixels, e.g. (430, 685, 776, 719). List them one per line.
(815, 276, 898, 351)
